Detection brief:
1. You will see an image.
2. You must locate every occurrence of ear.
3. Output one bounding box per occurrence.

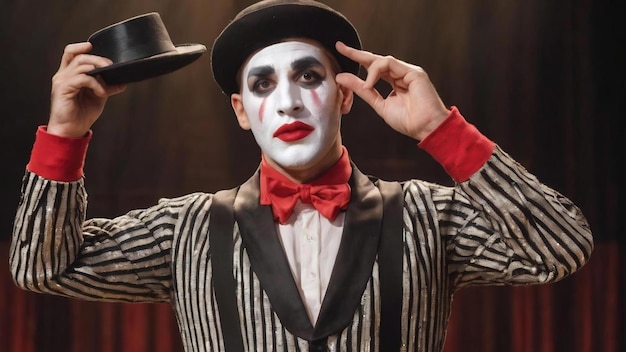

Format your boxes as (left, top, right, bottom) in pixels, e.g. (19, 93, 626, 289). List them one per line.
(338, 83, 354, 114)
(231, 93, 251, 130)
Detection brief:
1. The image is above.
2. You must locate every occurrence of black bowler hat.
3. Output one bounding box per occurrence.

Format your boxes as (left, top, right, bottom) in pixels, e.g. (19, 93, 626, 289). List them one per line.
(87, 12, 206, 85)
(211, 0, 362, 96)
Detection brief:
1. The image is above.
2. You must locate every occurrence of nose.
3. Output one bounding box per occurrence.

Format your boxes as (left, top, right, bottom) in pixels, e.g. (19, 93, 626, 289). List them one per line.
(276, 81, 304, 116)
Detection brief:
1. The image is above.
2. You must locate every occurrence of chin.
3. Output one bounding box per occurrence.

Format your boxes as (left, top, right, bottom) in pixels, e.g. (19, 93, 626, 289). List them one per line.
(266, 144, 322, 169)
(263, 136, 339, 171)
(273, 153, 318, 169)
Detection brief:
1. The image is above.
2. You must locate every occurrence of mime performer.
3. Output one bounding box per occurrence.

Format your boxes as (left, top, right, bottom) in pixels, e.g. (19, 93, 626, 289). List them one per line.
(10, 1, 593, 351)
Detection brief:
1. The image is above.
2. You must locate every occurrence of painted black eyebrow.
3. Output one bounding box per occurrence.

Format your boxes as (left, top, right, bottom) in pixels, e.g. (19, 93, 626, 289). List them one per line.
(246, 56, 324, 80)
(291, 56, 324, 72)
(247, 65, 275, 78)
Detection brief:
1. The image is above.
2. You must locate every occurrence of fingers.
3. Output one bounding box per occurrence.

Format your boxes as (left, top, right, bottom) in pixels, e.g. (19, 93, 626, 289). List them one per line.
(105, 82, 128, 96)
(52, 68, 104, 97)
(336, 41, 379, 68)
(335, 72, 384, 114)
(367, 58, 424, 92)
(60, 42, 93, 69)
(336, 41, 380, 88)
(336, 41, 415, 89)
(59, 44, 113, 73)
(335, 41, 399, 114)
(54, 44, 117, 97)
(58, 42, 113, 85)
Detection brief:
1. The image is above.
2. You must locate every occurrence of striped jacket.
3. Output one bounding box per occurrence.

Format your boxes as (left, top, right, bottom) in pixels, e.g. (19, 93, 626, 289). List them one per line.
(10, 145, 593, 351)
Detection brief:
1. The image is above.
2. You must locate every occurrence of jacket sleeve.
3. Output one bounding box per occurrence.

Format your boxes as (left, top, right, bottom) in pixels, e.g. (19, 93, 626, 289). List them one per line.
(9, 171, 200, 303)
(405, 145, 593, 290)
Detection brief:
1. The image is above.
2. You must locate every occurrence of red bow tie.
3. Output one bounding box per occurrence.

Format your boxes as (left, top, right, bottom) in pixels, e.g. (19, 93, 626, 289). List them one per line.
(260, 149, 352, 224)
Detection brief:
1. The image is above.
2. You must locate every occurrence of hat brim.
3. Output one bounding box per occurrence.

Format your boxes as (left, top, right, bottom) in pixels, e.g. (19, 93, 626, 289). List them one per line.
(87, 43, 206, 85)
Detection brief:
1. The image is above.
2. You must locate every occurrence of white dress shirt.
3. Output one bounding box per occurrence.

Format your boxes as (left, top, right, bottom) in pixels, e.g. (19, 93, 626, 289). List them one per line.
(276, 201, 345, 324)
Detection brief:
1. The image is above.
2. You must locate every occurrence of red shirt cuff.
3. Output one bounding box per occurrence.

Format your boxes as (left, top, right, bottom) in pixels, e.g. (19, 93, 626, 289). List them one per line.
(26, 126, 92, 182)
(418, 106, 495, 182)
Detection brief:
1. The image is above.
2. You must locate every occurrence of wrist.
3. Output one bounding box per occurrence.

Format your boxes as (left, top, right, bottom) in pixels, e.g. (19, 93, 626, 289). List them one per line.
(414, 108, 452, 141)
(46, 122, 90, 138)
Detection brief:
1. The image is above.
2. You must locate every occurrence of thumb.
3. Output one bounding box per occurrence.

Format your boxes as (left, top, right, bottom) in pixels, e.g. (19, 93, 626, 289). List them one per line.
(335, 72, 384, 112)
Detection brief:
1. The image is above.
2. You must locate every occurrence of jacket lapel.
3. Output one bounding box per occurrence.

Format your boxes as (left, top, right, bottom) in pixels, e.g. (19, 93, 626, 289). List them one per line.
(233, 165, 383, 341)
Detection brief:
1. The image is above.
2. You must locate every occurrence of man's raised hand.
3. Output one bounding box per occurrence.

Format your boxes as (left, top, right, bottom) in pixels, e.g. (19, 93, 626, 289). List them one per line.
(334, 41, 450, 141)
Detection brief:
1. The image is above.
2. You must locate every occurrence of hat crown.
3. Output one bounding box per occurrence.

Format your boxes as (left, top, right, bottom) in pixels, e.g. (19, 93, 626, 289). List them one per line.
(88, 12, 177, 64)
(211, 0, 362, 96)
(85, 12, 206, 85)
(235, 0, 339, 19)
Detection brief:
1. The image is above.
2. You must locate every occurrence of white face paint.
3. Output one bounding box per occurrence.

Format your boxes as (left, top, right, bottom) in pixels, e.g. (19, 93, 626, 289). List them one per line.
(239, 41, 343, 169)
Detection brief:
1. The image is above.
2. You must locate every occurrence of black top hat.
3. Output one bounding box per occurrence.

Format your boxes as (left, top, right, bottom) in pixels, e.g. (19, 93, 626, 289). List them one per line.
(87, 12, 206, 85)
(211, 0, 362, 96)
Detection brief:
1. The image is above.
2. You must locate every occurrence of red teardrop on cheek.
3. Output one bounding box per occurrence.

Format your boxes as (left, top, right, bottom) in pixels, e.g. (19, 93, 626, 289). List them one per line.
(258, 96, 267, 123)
(310, 89, 322, 108)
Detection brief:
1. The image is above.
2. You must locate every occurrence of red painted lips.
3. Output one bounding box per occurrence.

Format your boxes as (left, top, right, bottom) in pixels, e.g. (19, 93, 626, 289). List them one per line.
(273, 121, 314, 142)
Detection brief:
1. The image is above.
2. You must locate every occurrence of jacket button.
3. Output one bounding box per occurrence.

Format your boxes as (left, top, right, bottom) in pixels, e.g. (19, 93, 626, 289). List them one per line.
(309, 342, 327, 352)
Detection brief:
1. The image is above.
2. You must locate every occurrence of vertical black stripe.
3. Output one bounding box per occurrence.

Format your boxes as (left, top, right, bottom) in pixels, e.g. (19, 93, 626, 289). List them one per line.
(209, 187, 244, 352)
(377, 180, 403, 352)
(195, 209, 211, 347)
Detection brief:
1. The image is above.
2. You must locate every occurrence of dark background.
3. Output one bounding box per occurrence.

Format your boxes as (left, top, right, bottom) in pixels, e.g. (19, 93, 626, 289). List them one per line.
(1, 1, 623, 351)
(0, 0, 622, 243)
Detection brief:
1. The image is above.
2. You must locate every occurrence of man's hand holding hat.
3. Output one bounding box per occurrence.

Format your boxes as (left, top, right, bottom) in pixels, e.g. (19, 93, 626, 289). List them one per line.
(48, 42, 127, 138)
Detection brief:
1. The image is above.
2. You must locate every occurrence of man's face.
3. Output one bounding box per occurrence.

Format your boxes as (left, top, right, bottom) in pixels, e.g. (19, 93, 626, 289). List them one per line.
(234, 41, 348, 170)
